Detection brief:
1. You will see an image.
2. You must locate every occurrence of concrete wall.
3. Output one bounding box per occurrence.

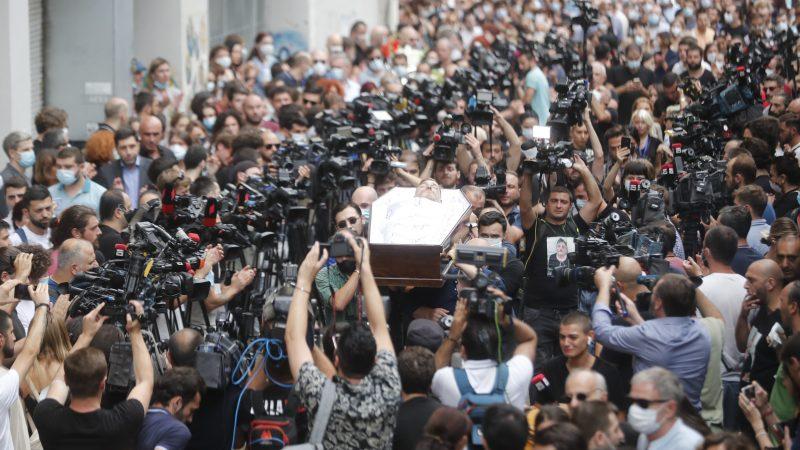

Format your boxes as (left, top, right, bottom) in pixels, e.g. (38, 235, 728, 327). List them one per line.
(44, 0, 133, 140)
(0, 0, 32, 136)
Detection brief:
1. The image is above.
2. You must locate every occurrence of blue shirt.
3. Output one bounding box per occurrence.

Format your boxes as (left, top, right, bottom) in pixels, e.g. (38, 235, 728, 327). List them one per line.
(635, 418, 703, 450)
(732, 245, 763, 277)
(748, 219, 770, 256)
(764, 203, 776, 225)
(137, 408, 191, 450)
(49, 177, 106, 215)
(525, 67, 550, 124)
(122, 157, 142, 208)
(592, 303, 711, 410)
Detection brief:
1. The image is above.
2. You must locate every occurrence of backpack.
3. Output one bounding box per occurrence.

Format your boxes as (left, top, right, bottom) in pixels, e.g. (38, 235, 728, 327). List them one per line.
(247, 390, 299, 450)
(454, 363, 509, 449)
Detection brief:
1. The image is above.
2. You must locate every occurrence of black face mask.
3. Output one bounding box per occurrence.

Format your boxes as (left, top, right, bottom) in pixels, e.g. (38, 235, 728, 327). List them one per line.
(338, 259, 356, 274)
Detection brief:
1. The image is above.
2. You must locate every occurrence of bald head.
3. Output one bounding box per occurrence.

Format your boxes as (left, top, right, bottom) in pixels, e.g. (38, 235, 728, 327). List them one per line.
(167, 328, 203, 367)
(565, 369, 608, 408)
(351, 186, 378, 212)
(789, 98, 800, 115)
(751, 259, 784, 283)
(139, 115, 164, 152)
(370, 25, 389, 47)
(104, 97, 129, 122)
(615, 256, 642, 284)
(57, 238, 95, 275)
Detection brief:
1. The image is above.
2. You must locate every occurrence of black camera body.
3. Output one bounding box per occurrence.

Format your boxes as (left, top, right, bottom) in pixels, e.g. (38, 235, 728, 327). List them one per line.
(328, 232, 363, 258)
(548, 80, 589, 128)
(553, 236, 621, 290)
(521, 140, 574, 174)
(475, 166, 507, 200)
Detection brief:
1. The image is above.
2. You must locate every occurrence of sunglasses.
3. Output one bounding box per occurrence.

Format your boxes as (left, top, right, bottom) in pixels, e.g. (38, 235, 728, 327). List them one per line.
(336, 216, 359, 229)
(560, 392, 589, 403)
(264, 143, 278, 149)
(628, 396, 669, 409)
(303, 98, 319, 106)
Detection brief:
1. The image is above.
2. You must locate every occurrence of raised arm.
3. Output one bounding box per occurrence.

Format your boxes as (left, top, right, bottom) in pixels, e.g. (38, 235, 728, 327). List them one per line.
(583, 108, 605, 181)
(48, 302, 108, 404)
(352, 236, 394, 354)
(520, 171, 542, 231)
(735, 297, 760, 353)
(491, 106, 522, 173)
(286, 243, 328, 380)
(574, 156, 602, 224)
(11, 283, 49, 379)
(126, 301, 154, 409)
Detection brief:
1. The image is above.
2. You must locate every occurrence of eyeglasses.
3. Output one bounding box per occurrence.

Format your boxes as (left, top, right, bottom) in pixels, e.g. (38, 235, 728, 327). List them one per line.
(628, 396, 669, 409)
(303, 98, 319, 106)
(264, 143, 278, 149)
(336, 216, 359, 229)
(314, 59, 326, 64)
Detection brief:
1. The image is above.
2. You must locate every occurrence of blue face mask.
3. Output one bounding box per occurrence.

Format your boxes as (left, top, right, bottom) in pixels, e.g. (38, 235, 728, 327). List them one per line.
(18, 150, 35, 168)
(329, 67, 345, 80)
(202, 116, 216, 131)
(154, 80, 168, 90)
(56, 169, 78, 186)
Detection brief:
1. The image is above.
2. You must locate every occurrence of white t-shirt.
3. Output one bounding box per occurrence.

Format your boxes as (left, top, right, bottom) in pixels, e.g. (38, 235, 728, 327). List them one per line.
(15, 302, 34, 335)
(0, 368, 23, 450)
(8, 226, 52, 250)
(698, 272, 747, 381)
(431, 355, 533, 410)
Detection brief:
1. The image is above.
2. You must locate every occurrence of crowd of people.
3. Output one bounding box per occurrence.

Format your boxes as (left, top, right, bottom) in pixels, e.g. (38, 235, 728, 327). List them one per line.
(0, 0, 799, 449)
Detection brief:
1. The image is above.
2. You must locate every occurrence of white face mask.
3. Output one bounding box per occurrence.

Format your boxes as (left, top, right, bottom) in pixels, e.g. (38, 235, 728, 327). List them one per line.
(627, 404, 663, 435)
(170, 144, 187, 161)
(313, 61, 328, 76)
(216, 56, 232, 69)
(259, 44, 274, 56)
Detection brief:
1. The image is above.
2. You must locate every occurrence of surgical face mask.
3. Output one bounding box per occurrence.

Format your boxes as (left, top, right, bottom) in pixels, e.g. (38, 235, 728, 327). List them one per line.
(259, 44, 274, 56)
(778, 22, 789, 32)
(771, 181, 783, 192)
(643, 3, 654, 13)
(683, 7, 694, 17)
(329, 45, 344, 55)
(706, 52, 717, 63)
(724, 12, 734, 23)
(522, 127, 535, 140)
(170, 144, 187, 161)
(629, 10, 642, 22)
(206, 81, 215, 92)
(451, 48, 463, 62)
(597, 22, 609, 32)
(18, 150, 35, 168)
(627, 59, 641, 71)
(575, 198, 587, 210)
(291, 133, 307, 144)
(648, 13, 660, 27)
(329, 67, 345, 80)
(671, 25, 683, 35)
(313, 61, 328, 76)
(154, 80, 168, 90)
(56, 169, 78, 186)
(216, 56, 232, 69)
(368, 58, 384, 72)
(634, 35, 645, 46)
(202, 116, 216, 130)
(362, 209, 371, 222)
(627, 404, 663, 435)
(700, 0, 713, 9)
(484, 238, 503, 248)
(394, 65, 408, 78)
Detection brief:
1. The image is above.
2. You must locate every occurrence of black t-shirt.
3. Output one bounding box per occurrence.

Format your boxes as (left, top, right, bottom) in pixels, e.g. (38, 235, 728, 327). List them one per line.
(681, 69, 717, 88)
(607, 65, 656, 125)
(98, 224, 124, 262)
(186, 385, 241, 450)
(531, 355, 627, 410)
(498, 258, 525, 298)
(773, 189, 798, 219)
(654, 93, 679, 120)
(743, 306, 782, 393)
(393, 396, 441, 450)
(523, 215, 589, 309)
(33, 398, 145, 450)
